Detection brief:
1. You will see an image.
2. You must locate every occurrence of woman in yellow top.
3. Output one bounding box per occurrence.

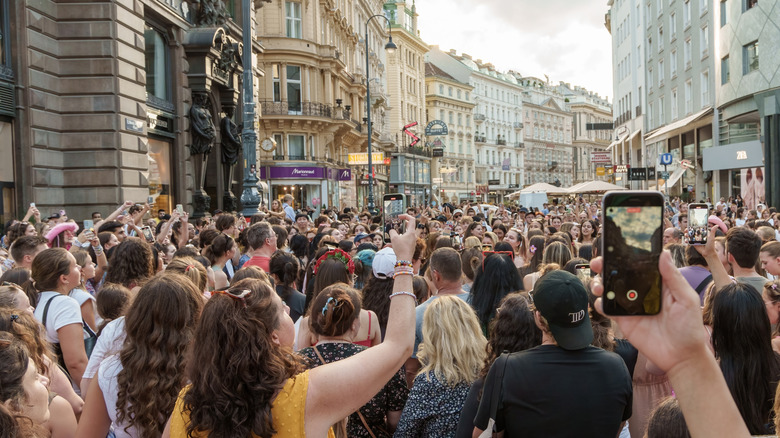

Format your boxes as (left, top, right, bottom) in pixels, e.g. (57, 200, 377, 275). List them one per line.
(163, 214, 419, 438)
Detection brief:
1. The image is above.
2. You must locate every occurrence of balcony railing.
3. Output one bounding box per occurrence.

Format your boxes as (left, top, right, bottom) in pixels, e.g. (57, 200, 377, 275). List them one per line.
(474, 135, 486, 143)
(517, 142, 525, 148)
(497, 139, 507, 145)
(273, 154, 285, 160)
(288, 155, 307, 160)
(260, 100, 367, 134)
(513, 122, 524, 129)
(400, 147, 432, 157)
(474, 113, 486, 122)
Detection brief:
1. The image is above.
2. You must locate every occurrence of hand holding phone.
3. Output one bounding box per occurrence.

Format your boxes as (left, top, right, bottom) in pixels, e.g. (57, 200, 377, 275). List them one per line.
(687, 204, 709, 245)
(383, 194, 407, 239)
(602, 191, 664, 316)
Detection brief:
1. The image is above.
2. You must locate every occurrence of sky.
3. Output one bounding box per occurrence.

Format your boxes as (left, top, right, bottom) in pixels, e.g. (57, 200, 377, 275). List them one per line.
(416, 0, 614, 102)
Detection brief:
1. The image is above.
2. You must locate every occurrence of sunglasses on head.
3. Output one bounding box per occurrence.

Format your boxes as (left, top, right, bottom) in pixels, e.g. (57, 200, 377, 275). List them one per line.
(213, 289, 252, 308)
(481, 251, 514, 270)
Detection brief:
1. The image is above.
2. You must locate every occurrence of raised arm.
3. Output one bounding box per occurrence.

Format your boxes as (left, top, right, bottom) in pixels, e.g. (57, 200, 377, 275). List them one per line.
(695, 226, 731, 290)
(590, 252, 750, 438)
(305, 215, 417, 435)
(97, 201, 134, 230)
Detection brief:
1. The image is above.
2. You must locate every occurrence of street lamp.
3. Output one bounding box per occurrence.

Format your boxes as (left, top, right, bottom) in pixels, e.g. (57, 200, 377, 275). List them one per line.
(240, 0, 260, 216)
(365, 14, 396, 215)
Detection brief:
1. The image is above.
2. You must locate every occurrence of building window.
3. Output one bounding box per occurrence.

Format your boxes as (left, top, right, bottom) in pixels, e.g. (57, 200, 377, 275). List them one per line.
(670, 12, 677, 40)
(671, 88, 678, 119)
(670, 49, 678, 77)
(720, 0, 727, 26)
(272, 65, 281, 102)
(658, 59, 665, 87)
(144, 25, 170, 102)
(743, 0, 757, 11)
(439, 85, 444, 94)
(288, 135, 305, 159)
(287, 65, 302, 113)
(648, 67, 654, 92)
(684, 79, 692, 114)
(684, 0, 691, 27)
(700, 0, 708, 14)
(448, 87, 453, 96)
(721, 55, 730, 83)
(285, 2, 302, 39)
(701, 70, 710, 106)
(658, 26, 664, 52)
(700, 25, 709, 58)
(743, 40, 759, 74)
(684, 38, 692, 69)
(659, 96, 665, 124)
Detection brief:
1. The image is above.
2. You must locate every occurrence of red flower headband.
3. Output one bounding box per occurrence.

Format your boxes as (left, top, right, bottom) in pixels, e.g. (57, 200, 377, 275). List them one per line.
(313, 248, 355, 275)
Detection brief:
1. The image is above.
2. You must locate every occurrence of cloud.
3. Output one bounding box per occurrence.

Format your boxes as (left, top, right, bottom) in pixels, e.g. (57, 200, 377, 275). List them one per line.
(416, 0, 614, 100)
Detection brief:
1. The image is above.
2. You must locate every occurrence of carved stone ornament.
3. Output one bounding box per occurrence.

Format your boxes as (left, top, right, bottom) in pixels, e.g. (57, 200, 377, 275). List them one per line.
(190, 0, 230, 27)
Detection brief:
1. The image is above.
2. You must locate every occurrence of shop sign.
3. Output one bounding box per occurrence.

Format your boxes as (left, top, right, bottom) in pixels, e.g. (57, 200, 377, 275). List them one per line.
(488, 179, 500, 186)
(591, 151, 612, 163)
(348, 152, 384, 165)
(613, 165, 629, 173)
(425, 120, 449, 136)
(508, 184, 519, 189)
(383, 157, 392, 165)
(647, 167, 656, 179)
(147, 110, 175, 138)
(432, 148, 444, 157)
(702, 140, 764, 171)
(260, 166, 325, 179)
(628, 168, 647, 181)
(337, 169, 352, 181)
(596, 167, 606, 176)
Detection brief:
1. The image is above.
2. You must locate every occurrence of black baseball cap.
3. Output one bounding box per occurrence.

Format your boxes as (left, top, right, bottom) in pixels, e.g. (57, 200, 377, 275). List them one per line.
(532, 270, 593, 350)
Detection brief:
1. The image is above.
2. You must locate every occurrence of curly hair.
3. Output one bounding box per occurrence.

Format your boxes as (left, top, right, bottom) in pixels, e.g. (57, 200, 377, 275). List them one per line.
(184, 278, 303, 438)
(115, 273, 203, 437)
(6, 222, 33, 248)
(0, 308, 53, 375)
(480, 293, 541, 379)
(105, 238, 154, 288)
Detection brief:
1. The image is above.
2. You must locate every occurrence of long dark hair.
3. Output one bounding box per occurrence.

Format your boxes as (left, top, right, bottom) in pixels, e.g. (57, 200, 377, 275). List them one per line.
(362, 276, 395, 338)
(308, 283, 361, 337)
(184, 278, 303, 438)
(519, 236, 546, 278)
(711, 282, 780, 434)
(481, 293, 541, 378)
(269, 251, 300, 301)
(470, 252, 523, 332)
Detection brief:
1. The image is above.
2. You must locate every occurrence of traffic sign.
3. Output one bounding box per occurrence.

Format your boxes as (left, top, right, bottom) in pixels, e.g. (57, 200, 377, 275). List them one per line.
(660, 153, 673, 165)
(660, 171, 670, 180)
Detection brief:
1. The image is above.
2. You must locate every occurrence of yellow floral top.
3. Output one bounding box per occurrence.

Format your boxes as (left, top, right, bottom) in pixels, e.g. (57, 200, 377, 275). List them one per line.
(169, 370, 334, 438)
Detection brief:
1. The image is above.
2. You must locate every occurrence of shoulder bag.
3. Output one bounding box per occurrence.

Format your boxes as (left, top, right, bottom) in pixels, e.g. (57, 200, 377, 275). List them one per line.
(42, 293, 98, 376)
(478, 352, 510, 438)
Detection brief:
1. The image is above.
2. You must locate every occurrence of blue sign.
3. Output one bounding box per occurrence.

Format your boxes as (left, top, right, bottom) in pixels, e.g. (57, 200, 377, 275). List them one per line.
(660, 153, 673, 165)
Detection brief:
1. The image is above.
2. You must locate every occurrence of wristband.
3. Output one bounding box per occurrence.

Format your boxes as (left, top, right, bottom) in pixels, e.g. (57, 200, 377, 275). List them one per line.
(389, 291, 417, 303)
(93, 245, 104, 255)
(394, 260, 413, 267)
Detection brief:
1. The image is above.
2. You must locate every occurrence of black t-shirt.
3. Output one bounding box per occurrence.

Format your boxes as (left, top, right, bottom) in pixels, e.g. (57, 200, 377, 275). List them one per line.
(475, 345, 633, 438)
(614, 338, 639, 378)
(275, 285, 306, 323)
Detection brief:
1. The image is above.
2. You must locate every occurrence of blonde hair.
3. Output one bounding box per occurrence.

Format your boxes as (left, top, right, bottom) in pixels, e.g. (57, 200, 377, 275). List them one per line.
(541, 241, 572, 268)
(418, 296, 486, 387)
(463, 236, 482, 250)
(165, 257, 208, 292)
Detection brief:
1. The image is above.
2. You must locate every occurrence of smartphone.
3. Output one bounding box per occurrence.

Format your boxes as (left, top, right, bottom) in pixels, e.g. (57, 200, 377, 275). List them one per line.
(176, 204, 184, 214)
(140, 226, 154, 243)
(30, 203, 35, 208)
(602, 191, 664, 316)
(147, 196, 154, 205)
(83, 220, 94, 231)
(382, 194, 407, 239)
(687, 203, 709, 245)
(574, 263, 591, 282)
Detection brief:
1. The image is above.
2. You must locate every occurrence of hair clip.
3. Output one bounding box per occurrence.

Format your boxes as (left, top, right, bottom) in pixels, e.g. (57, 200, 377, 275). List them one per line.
(185, 264, 194, 272)
(321, 297, 338, 316)
(10, 314, 19, 322)
(772, 284, 778, 291)
(529, 245, 537, 254)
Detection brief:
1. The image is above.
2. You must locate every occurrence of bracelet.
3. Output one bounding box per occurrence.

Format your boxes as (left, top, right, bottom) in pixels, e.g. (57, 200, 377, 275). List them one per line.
(389, 291, 417, 303)
(394, 260, 413, 267)
(93, 245, 104, 255)
(392, 271, 414, 279)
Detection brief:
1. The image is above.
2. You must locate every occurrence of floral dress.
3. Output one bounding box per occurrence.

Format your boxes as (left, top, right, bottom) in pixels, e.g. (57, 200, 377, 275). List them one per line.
(394, 373, 471, 438)
(300, 342, 409, 438)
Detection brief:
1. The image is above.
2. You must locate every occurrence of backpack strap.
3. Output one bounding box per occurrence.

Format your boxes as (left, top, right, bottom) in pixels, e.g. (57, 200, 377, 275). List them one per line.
(41, 293, 65, 331)
(695, 274, 713, 295)
(488, 352, 510, 431)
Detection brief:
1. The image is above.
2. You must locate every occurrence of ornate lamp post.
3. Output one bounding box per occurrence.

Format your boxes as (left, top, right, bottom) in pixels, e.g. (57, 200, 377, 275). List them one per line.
(364, 14, 396, 215)
(240, 0, 261, 216)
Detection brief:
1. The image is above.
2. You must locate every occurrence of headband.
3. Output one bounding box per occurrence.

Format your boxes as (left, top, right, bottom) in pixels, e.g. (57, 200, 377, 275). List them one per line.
(313, 248, 355, 275)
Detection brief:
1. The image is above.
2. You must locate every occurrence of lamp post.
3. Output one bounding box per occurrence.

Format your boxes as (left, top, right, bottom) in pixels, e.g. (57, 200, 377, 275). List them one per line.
(240, 0, 261, 216)
(364, 14, 396, 215)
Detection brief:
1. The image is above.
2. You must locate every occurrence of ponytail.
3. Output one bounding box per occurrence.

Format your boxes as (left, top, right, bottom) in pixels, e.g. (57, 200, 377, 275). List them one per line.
(308, 284, 361, 337)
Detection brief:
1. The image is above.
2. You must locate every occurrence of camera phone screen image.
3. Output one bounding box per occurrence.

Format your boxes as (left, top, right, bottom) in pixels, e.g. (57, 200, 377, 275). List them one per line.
(688, 206, 709, 244)
(575, 265, 591, 282)
(383, 195, 405, 236)
(603, 200, 663, 315)
(142, 227, 154, 243)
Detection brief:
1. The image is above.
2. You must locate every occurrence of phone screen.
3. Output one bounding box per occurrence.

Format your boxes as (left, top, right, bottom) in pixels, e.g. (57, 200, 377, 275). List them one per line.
(575, 264, 591, 282)
(83, 220, 94, 231)
(141, 226, 154, 243)
(383, 194, 406, 238)
(687, 204, 709, 245)
(602, 192, 664, 316)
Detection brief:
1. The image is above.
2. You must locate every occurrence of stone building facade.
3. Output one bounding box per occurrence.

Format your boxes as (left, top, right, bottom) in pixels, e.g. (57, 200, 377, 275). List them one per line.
(3, 0, 264, 222)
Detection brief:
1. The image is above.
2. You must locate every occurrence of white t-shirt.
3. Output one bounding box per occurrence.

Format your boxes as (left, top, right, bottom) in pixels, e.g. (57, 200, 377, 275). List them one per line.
(98, 354, 138, 438)
(69, 288, 102, 329)
(83, 317, 126, 380)
(33, 292, 83, 344)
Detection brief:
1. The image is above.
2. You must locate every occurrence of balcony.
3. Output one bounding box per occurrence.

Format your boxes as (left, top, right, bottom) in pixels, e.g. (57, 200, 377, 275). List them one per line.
(474, 134, 486, 143)
(273, 154, 285, 160)
(497, 139, 507, 145)
(513, 122, 524, 129)
(288, 155, 307, 160)
(517, 142, 525, 148)
(474, 113, 486, 123)
(261, 100, 333, 118)
(400, 147, 432, 158)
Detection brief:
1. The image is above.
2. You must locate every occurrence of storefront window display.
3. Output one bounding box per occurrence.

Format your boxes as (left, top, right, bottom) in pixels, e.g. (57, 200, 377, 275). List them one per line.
(147, 138, 173, 213)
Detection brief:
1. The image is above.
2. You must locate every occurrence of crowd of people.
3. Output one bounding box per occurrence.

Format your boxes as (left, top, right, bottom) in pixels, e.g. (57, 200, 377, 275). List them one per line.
(0, 192, 776, 437)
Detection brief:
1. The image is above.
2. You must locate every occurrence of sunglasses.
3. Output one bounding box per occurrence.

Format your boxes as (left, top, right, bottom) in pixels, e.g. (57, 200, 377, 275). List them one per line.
(481, 251, 514, 270)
